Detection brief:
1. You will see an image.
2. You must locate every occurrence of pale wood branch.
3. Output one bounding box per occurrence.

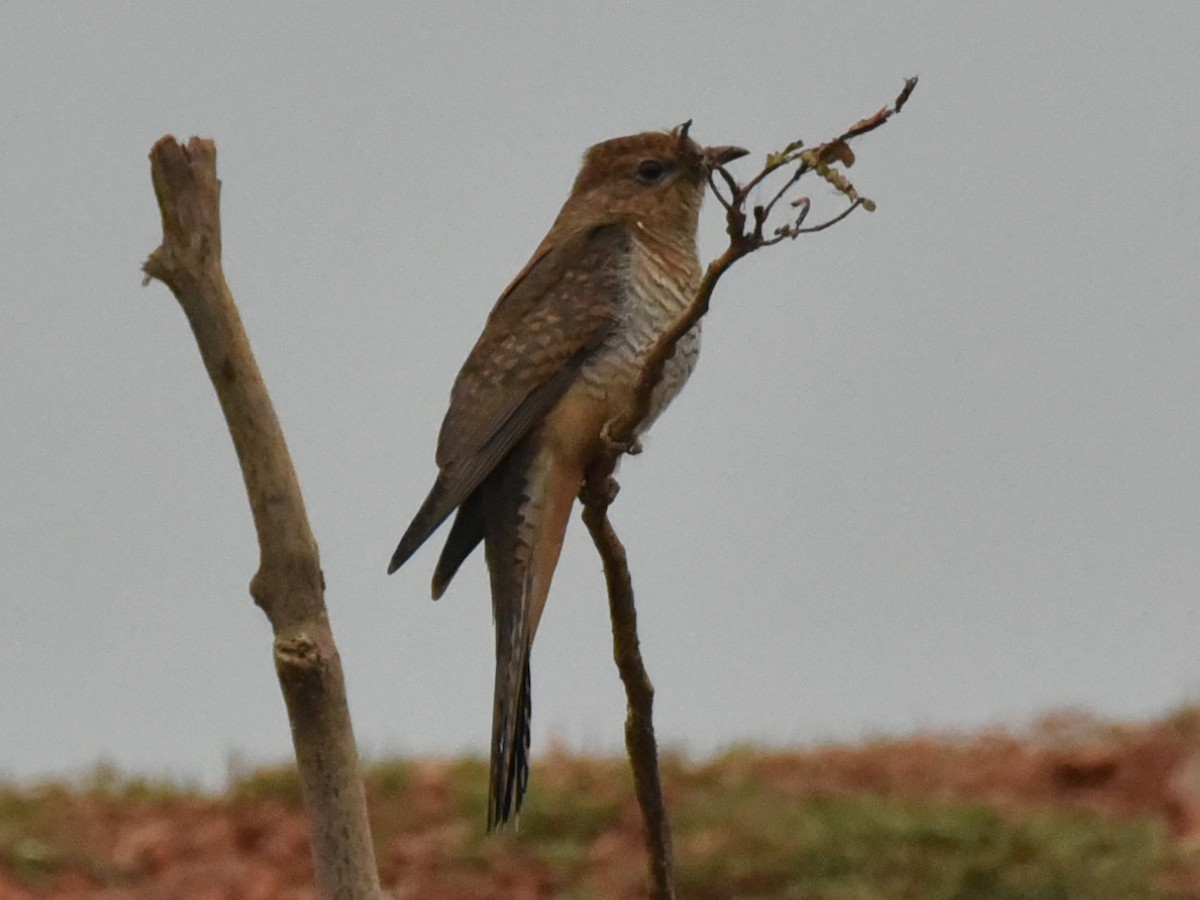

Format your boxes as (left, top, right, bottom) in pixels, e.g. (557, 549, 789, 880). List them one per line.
(142, 136, 383, 900)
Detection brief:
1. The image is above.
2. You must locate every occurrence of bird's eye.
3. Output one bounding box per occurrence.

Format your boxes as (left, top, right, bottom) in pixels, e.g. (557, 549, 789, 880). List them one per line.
(635, 159, 667, 184)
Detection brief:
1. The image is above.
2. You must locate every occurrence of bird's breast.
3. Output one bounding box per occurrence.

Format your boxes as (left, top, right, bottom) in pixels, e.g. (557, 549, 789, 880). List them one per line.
(579, 234, 702, 428)
(537, 233, 702, 473)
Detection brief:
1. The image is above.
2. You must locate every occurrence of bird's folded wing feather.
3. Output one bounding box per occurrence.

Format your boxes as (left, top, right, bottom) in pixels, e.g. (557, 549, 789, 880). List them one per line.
(434, 221, 629, 501)
(389, 222, 629, 570)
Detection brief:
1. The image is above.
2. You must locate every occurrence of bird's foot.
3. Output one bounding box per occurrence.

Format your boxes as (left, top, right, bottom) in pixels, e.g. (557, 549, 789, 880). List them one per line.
(599, 421, 643, 456)
(581, 471, 621, 508)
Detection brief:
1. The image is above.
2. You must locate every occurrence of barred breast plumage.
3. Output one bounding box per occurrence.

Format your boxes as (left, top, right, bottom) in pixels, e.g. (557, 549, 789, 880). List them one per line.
(579, 225, 702, 433)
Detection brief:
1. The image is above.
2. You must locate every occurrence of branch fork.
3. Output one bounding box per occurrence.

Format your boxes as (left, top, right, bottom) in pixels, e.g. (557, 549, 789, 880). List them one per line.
(579, 77, 917, 900)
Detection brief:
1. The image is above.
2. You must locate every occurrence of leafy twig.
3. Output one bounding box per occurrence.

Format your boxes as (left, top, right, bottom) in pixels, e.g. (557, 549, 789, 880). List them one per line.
(579, 77, 917, 899)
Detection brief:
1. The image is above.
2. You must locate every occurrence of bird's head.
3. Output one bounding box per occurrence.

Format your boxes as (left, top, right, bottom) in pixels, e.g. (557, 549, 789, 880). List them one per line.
(559, 122, 747, 238)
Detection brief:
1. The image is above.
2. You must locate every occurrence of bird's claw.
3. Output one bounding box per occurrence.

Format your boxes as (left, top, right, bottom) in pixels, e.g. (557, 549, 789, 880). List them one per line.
(600, 421, 643, 456)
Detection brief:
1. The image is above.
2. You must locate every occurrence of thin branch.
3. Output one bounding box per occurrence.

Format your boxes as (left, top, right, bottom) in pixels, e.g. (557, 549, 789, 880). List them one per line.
(142, 136, 383, 900)
(580, 478, 675, 900)
(706, 168, 736, 214)
(841, 75, 918, 142)
(760, 163, 809, 226)
(579, 77, 917, 898)
(795, 199, 866, 235)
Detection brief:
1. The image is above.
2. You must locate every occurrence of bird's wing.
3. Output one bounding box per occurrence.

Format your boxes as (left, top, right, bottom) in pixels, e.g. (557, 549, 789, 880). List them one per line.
(388, 222, 629, 573)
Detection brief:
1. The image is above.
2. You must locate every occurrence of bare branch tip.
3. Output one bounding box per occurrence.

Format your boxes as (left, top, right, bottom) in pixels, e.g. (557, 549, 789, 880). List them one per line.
(895, 76, 919, 113)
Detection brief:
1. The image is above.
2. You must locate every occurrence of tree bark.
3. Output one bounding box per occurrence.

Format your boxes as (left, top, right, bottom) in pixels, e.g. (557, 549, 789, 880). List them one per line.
(142, 136, 383, 900)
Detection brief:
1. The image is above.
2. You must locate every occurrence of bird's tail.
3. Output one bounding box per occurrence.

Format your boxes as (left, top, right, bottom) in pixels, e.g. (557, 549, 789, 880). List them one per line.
(481, 438, 579, 830)
(489, 648, 532, 829)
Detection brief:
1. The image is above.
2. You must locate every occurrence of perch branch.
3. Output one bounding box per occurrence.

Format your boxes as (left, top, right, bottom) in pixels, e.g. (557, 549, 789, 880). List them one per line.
(579, 77, 917, 899)
(580, 485, 675, 900)
(142, 136, 383, 900)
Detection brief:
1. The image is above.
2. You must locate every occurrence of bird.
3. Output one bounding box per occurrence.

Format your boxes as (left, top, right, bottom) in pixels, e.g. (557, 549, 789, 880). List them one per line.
(388, 123, 747, 830)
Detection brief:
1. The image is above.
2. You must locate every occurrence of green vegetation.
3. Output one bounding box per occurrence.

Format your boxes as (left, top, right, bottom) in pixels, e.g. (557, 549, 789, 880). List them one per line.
(228, 762, 305, 805)
(0, 749, 1194, 897)
(0, 771, 151, 888)
(672, 789, 1174, 899)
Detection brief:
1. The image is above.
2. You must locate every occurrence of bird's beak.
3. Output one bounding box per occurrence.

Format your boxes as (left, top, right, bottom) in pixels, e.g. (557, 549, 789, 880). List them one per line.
(703, 144, 749, 170)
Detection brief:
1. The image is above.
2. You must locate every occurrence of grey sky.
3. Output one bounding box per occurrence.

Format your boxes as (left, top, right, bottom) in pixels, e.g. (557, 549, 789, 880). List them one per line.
(2, 4, 1198, 787)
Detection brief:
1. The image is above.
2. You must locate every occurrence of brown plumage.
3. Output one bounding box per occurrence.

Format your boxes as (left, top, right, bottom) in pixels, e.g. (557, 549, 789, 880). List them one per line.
(389, 124, 747, 830)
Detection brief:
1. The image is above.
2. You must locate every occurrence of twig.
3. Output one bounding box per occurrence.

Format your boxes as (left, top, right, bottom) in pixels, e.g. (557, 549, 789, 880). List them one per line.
(795, 199, 865, 235)
(579, 77, 917, 898)
(142, 136, 383, 900)
(580, 477, 675, 900)
(628, 76, 919, 437)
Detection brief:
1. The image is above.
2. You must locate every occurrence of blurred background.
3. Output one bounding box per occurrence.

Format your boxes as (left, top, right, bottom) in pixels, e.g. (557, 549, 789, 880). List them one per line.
(1, 3, 1198, 787)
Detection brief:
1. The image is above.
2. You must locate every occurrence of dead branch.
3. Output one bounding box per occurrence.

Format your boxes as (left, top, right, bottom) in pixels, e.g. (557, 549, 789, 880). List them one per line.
(579, 475, 675, 900)
(142, 136, 383, 900)
(579, 78, 917, 899)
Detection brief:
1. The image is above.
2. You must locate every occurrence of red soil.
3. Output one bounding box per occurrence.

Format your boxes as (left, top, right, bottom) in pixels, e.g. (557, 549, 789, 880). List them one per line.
(6, 712, 1200, 899)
